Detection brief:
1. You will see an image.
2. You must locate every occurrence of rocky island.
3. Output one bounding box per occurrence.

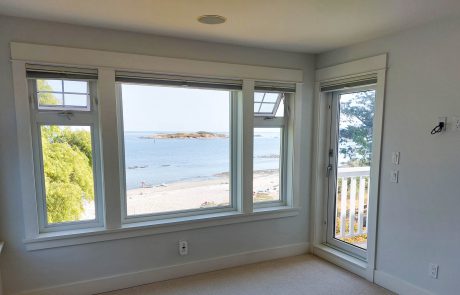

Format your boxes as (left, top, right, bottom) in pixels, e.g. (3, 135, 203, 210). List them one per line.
(140, 131, 227, 139)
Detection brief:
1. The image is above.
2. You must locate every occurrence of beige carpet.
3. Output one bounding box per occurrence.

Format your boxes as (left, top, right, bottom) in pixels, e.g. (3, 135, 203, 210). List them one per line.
(100, 255, 394, 295)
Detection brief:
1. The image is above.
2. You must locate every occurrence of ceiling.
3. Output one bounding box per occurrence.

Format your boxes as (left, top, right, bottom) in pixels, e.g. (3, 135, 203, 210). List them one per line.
(0, 0, 460, 53)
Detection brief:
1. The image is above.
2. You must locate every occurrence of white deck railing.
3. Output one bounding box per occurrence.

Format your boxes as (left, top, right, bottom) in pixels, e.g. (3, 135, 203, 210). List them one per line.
(336, 166, 370, 239)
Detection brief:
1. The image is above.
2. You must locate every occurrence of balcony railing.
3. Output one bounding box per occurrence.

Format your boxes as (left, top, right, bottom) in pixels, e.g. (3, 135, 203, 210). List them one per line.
(335, 166, 370, 244)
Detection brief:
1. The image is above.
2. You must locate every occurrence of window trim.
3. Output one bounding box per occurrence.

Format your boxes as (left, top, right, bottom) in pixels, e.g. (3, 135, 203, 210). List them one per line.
(11, 43, 303, 249)
(28, 78, 105, 233)
(311, 54, 387, 281)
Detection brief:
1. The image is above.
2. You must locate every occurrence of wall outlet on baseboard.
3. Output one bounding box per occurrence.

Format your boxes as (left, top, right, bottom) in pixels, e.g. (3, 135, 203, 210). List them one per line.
(179, 240, 188, 256)
(429, 263, 439, 279)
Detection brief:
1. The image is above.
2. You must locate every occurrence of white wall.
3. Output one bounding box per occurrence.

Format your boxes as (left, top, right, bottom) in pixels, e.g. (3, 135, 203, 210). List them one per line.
(317, 17, 460, 295)
(0, 16, 314, 295)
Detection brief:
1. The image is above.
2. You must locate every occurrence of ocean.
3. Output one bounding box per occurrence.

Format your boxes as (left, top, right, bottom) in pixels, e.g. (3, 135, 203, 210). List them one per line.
(123, 131, 281, 189)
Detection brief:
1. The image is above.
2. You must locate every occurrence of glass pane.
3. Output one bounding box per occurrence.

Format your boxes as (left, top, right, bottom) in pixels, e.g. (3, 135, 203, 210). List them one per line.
(333, 90, 375, 249)
(254, 92, 264, 102)
(38, 93, 63, 106)
(64, 80, 88, 93)
(254, 103, 261, 112)
(40, 125, 96, 224)
(259, 103, 276, 113)
(253, 128, 281, 203)
(37, 79, 62, 92)
(64, 94, 88, 107)
(262, 93, 279, 103)
(121, 84, 232, 216)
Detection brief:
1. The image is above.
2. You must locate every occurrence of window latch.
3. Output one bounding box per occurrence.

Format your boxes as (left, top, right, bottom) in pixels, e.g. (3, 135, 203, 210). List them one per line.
(326, 164, 333, 177)
(57, 111, 74, 120)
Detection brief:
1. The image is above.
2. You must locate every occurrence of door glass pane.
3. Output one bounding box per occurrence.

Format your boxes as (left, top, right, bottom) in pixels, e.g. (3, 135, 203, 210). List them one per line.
(120, 84, 232, 216)
(333, 90, 375, 249)
(40, 125, 96, 224)
(253, 128, 281, 202)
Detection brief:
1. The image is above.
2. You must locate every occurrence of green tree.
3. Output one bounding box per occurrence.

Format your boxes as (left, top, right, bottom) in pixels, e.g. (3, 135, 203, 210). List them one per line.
(339, 91, 375, 166)
(41, 125, 94, 223)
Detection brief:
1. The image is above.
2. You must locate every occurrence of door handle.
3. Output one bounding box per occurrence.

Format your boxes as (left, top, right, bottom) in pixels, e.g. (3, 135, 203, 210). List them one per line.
(326, 164, 333, 177)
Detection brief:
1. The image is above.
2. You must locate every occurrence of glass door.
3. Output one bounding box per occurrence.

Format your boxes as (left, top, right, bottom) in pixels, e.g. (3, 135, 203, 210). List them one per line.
(326, 87, 376, 259)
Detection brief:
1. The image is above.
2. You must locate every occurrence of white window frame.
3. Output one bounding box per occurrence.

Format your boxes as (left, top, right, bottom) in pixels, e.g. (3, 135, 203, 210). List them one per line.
(253, 91, 293, 208)
(311, 54, 387, 281)
(28, 77, 104, 232)
(116, 82, 240, 223)
(11, 42, 303, 251)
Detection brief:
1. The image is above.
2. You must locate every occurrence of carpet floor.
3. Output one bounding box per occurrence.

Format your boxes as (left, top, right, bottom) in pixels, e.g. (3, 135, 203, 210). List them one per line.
(100, 254, 394, 295)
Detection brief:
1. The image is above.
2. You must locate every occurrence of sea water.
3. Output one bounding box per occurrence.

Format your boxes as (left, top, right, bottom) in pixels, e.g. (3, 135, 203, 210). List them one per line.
(124, 131, 280, 189)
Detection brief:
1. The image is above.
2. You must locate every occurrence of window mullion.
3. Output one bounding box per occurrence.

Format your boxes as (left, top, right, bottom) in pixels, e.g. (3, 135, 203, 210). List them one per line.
(98, 68, 122, 230)
(238, 80, 254, 213)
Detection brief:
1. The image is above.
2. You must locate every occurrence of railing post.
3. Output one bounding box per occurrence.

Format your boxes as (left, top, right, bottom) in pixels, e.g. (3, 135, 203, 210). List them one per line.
(358, 176, 366, 234)
(340, 177, 347, 237)
(349, 177, 357, 236)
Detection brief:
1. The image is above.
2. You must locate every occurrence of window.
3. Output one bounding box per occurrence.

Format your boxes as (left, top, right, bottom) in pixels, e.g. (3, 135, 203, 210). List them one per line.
(254, 92, 284, 117)
(253, 91, 289, 205)
(36, 79, 90, 110)
(118, 82, 237, 219)
(28, 73, 102, 231)
(14, 46, 301, 248)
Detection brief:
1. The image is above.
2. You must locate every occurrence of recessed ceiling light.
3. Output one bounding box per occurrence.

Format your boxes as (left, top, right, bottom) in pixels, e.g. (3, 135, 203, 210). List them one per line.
(197, 15, 226, 25)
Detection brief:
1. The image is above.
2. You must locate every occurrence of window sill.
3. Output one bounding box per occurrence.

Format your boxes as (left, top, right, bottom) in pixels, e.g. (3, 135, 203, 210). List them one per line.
(24, 206, 300, 251)
(312, 243, 373, 281)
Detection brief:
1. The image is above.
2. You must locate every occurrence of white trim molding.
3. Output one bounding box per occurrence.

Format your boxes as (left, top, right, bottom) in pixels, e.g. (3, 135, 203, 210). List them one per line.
(374, 270, 435, 295)
(315, 54, 387, 82)
(16, 242, 309, 295)
(10, 42, 303, 83)
(24, 207, 300, 251)
(311, 54, 387, 282)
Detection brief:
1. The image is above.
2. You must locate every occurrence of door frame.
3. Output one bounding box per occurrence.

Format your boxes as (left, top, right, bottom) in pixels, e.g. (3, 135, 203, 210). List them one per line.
(311, 54, 387, 282)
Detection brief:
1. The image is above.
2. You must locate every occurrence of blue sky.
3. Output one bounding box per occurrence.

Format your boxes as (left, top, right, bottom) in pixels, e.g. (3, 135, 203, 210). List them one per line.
(121, 84, 230, 132)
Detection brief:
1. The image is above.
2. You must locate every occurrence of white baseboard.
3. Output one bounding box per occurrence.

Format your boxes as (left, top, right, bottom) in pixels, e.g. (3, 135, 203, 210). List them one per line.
(17, 242, 309, 295)
(374, 270, 434, 295)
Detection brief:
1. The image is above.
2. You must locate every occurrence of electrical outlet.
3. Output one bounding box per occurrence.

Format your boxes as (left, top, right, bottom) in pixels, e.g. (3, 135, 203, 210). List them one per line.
(429, 263, 439, 279)
(179, 240, 188, 256)
(392, 152, 400, 165)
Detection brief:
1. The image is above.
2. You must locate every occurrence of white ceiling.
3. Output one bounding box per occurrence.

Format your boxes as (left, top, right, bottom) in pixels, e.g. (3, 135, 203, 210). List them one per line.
(1, 0, 460, 53)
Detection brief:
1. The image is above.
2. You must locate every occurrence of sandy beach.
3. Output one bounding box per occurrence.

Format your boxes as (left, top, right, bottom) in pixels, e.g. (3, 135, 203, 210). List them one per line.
(126, 169, 279, 215)
(82, 169, 279, 219)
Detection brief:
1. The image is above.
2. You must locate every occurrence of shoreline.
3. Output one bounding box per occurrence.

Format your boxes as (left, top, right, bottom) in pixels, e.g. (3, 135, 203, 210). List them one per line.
(84, 169, 280, 218)
(128, 169, 279, 190)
